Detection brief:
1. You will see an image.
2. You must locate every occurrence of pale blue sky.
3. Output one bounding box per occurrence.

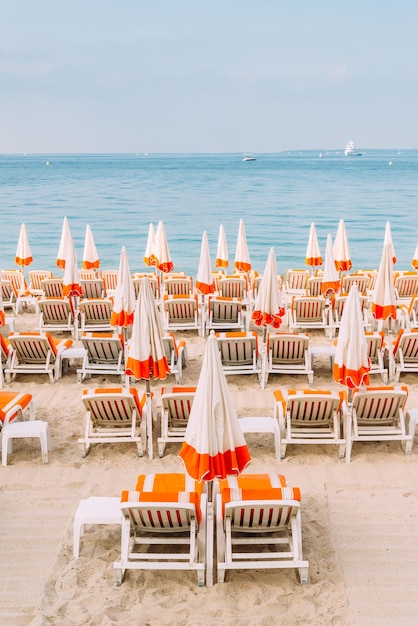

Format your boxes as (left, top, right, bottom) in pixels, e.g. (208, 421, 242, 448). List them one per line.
(1, 1, 417, 153)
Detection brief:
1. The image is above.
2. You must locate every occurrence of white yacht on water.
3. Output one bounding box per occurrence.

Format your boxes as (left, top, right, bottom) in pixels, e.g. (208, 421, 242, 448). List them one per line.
(344, 140, 362, 156)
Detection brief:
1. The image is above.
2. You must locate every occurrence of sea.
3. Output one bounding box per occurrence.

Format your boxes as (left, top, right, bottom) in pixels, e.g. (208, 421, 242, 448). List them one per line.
(1, 150, 417, 278)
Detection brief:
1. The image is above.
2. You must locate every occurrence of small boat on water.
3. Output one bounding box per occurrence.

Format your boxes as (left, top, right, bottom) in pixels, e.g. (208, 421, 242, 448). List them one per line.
(243, 156, 256, 161)
(344, 140, 362, 156)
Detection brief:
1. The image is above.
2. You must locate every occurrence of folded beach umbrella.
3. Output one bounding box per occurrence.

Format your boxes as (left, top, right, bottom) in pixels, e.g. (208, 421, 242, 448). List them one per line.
(321, 234, 341, 295)
(234, 219, 251, 273)
(384, 221, 397, 265)
(333, 284, 370, 395)
(196, 231, 215, 295)
(412, 242, 418, 270)
(305, 222, 322, 269)
(62, 237, 82, 298)
(126, 277, 170, 458)
(82, 224, 100, 270)
(0, 267, 5, 327)
(57, 216, 73, 270)
(252, 247, 284, 331)
(371, 242, 397, 322)
(215, 224, 229, 269)
(144, 223, 157, 268)
(333, 219, 352, 272)
(155, 221, 174, 273)
(15, 223, 33, 268)
(110, 246, 136, 328)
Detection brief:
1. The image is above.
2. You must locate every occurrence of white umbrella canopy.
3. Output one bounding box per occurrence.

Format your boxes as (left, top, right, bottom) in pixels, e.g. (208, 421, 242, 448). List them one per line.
(62, 237, 82, 298)
(215, 224, 229, 269)
(155, 221, 174, 274)
(126, 277, 170, 459)
(110, 247, 136, 328)
(252, 247, 284, 330)
(196, 231, 215, 295)
(234, 219, 251, 273)
(305, 222, 322, 270)
(384, 221, 397, 265)
(82, 224, 100, 270)
(321, 234, 341, 296)
(371, 241, 397, 323)
(15, 223, 33, 268)
(144, 223, 157, 268)
(57, 216, 73, 270)
(333, 284, 370, 393)
(333, 219, 352, 272)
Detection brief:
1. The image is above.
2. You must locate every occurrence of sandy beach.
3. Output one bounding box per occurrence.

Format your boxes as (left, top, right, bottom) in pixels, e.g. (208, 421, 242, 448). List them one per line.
(2, 305, 418, 626)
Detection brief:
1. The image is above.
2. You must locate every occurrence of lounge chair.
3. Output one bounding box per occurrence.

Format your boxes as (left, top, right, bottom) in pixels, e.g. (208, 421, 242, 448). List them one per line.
(264, 332, 313, 386)
(205, 297, 246, 334)
(163, 295, 201, 334)
(162, 333, 187, 384)
(219, 276, 248, 302)
(101, 269, 119, 297)
(284, 269, 310, 305)
(78, 387, 147, 458)
(132, 275, 159, 300)
(114, 485, 207, 586)
(77, 298, 113, 337)
(394, 272, 418, 305)
(80, 278, 105, 299)
(4, 332, 72, 383)
(306, 276, 323, 296)
(1, 280, 16, 311)
(1, 270, 34, 313)
(216, 485, 309, 584)
(341, 273, 370, 295)
(163, 276, 193, 297)
(28, 270, 53, 297)
(215, 331, 261, 382)
(157, 386, 196, 457)
(365, 331, 388, 383)
(78, 269, 98, 280)
(330, 293, 372, 336)
(40, 277, 64, 298)
(399, 295, 418, 330)
(38, 297, 76, 337)
(77, 332, 125, 383)
(347, 385, 416, 461)
(288, 296, 331, 337)
(388, 330, 418, 382)
(273, 389, 347, 459)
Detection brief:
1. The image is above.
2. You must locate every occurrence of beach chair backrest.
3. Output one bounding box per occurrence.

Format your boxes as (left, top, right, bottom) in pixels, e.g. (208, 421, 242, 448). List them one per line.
(270, 334, 308, 364)
(306, 276, 323, 296)
(365, 333, 383, 364)
(82, 334, 123, 364)
(29, 270, 53, 293)
(294, 297, 325, 323)
(132, 276, 159, 299)
(287, 394, 339, 426)
(217, 334, 256, 366)
(394, 273, 418, 299)
(163, 391, 195, 427)
(164, 277, 193, 296)
(210, 298, 241, 323)
(41, 278, 64, 298)
(38, 299, 73, 325)
(78, 269, 98, 280)
(80, 279, 105, 299)
(2, 270, 27, 296)
(121, 500, 197, 532)
(165, 297, 197, 323)
(83, 393, 138, 428)
(286, 269, 309, 292)
(1, 281, 15, 307)
(398, 333, 418, 361)
(219, 277, 246, 299)
(341, 274, 370, 294)
(352, 389, 407, 425)
(79, 299, 112, 324)
(8, 335, 52, 364)
(101, 270, 119, 294)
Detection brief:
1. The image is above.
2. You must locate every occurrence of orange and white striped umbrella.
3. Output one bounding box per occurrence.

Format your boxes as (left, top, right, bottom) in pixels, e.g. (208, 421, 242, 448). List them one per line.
(144, 223, 157, 268)
(305, 222, 322, 268)
(215, 224, 228, 269)
(252, 247, 284, 329)
(384, 221, 397, 265)
(155, 221, 174, 273)
(321, 234, 340, 295)
(234, 219, 251, 273)
(179, 331, 251, 482)
(57, 216, 72, 270)
(15, 223, 33, 268)
(82, 224, 100, 270)
(371, 242, 397, 322)
(62, 237, 82, 298)
(333, 219, 352, 272)
(412, 242, 418, 270)
(333, 284, 370, 390)
(110, 247, 136, 327)
(196, 231, 215, 295)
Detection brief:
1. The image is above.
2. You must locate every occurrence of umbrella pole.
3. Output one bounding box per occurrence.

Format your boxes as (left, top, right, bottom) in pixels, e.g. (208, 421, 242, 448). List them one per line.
(206, 480, 214, 587)
(261, 325, 268, 389)
(146, 379, 153, 459)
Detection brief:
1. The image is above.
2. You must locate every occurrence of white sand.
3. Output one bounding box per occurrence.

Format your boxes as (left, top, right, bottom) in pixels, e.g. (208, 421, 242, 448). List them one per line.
(2, 307, 418, 626)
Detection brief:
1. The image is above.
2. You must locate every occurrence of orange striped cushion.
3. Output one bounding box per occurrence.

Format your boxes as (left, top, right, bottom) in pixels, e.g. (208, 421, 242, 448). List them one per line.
(0, 392, 32, 422)
(0, 334, 9, 357)
(120, 490, 202, 522)
(161, 386, 197, 395)
(218, 473, 286, 492)
(82, 332, 124, 347)
(221, 486, 301, 516)
(352, 385, 408, 398)
(135, 472, 204, 494)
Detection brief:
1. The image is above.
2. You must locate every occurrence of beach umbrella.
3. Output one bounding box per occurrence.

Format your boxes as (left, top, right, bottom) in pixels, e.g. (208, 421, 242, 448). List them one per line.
(321, 234, 341, 296)
(144, 223, 157, 268)
(333, 219, 352, 272)
(155, 221, 174, 274)
(412, 242, 418, 270)
(179, 330, 251, 585)
(110, 247, 136, 328)
(384, 221, 397, 265)
(215, 224, 229, 269)
(62, 237, 82, 298)
(82, 224, 100, 270)
(196, 231, 214, 295)
(305, 222, 322, 271)
(15, 223, 33, 268)
(234, 219, 251, 273)
(333, 284, 370, 403)
(57, 216, 73, 270)
(371, 241, 397, 327)
(126, 277, 170, 459)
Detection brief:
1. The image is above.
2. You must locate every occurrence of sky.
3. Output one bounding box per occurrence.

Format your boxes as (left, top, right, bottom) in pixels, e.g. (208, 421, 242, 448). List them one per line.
(1, 1, 418, 153)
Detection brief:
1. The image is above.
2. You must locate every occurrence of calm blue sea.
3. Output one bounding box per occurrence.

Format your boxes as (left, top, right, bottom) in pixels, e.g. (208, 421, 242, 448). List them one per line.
(1, 150, 417, 278)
